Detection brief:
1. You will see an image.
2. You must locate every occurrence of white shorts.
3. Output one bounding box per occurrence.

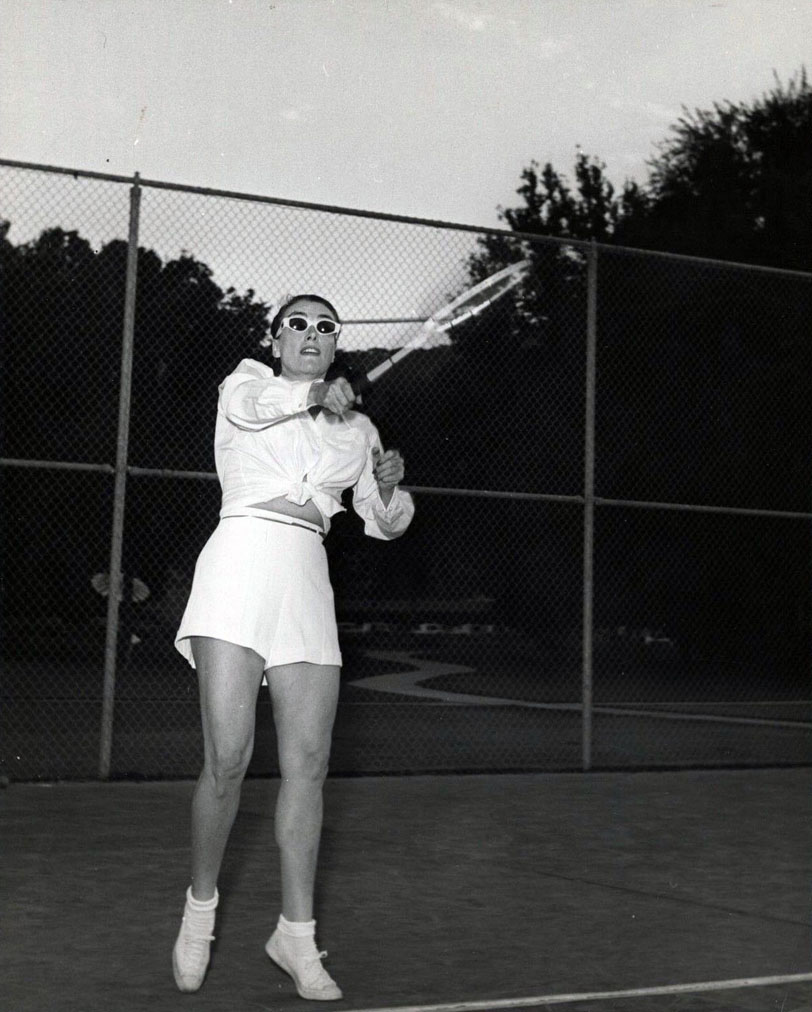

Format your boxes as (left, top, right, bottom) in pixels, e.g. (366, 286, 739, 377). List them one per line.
(175, 510, 342, 671)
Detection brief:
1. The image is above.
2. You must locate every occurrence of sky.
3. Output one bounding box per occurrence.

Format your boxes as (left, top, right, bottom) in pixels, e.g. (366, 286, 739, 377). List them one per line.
(1, 0, 810, 341)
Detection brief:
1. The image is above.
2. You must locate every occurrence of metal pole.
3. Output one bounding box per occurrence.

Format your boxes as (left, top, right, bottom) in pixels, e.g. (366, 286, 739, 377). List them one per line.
(581, 241, 598, 771)
(99, 174, 141, 779)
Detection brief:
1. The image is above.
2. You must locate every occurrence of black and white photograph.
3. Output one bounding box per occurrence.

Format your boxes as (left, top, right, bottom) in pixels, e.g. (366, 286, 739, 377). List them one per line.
(1, 2, 811, 1010)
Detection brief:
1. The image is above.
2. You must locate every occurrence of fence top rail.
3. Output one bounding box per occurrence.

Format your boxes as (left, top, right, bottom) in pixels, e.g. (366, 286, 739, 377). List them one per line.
(0, 156, 580, 247)
(2, 157, 811, 280)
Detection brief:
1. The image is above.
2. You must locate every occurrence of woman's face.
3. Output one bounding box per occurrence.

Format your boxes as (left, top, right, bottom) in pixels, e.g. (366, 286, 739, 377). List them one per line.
(273, 298, 339, 381)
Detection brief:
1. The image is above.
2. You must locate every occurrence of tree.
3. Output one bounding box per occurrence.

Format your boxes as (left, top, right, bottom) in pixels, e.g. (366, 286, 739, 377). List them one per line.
(493, 150, 637, 243)
(618, 70, 812, 270)
(484, 69, 812, 270)
(0, 224, 273, 628)
(460, 68, 812, 663)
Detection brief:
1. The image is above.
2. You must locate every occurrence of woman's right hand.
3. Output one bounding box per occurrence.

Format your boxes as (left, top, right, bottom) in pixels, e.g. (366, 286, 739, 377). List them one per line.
(308, 378, 356, 416)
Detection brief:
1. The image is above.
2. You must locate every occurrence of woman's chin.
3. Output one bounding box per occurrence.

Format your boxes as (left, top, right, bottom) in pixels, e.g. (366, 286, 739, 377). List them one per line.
(281, 362, 328, 381)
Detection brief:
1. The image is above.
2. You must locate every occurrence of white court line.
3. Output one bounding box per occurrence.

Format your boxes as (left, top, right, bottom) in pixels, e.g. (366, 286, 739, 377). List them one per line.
(349, 652, 812, 730)
(586, 704, 812, 730)
(627, 700, 812, 707)
(345, 971, 812, 1012)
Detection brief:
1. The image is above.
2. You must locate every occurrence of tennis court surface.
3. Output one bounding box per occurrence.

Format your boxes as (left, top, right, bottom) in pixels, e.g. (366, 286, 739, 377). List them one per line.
(2, 767, 811, 1012)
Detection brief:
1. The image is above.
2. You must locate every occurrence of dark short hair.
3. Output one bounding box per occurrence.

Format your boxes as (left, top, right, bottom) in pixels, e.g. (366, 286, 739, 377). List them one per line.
(270, 294, 341, 338)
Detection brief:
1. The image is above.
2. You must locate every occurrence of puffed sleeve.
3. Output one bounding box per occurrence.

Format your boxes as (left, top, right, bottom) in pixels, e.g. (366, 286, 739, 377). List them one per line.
(218, 359, 312, 431)
(352, 423, 415, 540)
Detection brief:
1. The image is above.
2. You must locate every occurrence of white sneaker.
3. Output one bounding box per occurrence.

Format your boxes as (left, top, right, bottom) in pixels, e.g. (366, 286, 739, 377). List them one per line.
(266, 929, 343, 1001)
(172, 888, 217, 993)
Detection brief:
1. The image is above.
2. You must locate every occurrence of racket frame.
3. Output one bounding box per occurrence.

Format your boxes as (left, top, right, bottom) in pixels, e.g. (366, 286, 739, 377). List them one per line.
(358, 258, 529, 389)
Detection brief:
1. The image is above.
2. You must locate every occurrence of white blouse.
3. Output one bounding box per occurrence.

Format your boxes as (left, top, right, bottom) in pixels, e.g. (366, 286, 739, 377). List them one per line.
(214, 359, 414, 539)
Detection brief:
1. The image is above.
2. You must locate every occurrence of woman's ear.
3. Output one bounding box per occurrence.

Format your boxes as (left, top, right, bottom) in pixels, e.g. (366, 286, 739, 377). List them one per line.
(271, 336, 280, 358)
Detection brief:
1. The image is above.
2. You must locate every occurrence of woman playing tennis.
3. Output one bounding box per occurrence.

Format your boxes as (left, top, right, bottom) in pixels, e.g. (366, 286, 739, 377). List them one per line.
(172, 294, 414, 999)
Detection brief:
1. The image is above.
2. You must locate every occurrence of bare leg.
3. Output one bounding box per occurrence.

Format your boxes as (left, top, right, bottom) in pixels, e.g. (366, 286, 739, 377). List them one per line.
(266, 661, 340, 922)
(189, 636, 265, 900)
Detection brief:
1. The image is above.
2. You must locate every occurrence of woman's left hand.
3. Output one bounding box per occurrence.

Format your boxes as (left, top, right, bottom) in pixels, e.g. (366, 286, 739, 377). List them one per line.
(372, 447, 405, 491)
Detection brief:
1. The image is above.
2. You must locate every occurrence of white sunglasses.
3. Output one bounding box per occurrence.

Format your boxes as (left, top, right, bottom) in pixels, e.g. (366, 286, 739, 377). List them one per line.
(280, 314, 341, 336)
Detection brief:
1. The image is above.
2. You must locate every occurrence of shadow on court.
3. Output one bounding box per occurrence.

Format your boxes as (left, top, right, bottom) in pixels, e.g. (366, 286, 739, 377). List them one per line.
(1, 769, 811, 1012)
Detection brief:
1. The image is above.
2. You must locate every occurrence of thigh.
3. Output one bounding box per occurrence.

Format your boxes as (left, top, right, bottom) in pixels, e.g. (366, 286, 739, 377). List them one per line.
(192, 636, 266, 762)
(265, 662, 340, 770)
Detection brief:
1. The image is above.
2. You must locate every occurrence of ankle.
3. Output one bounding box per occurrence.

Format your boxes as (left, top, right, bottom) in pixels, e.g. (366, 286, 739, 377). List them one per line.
(278, 914, 316, 938)
(187, 886, 219, 911)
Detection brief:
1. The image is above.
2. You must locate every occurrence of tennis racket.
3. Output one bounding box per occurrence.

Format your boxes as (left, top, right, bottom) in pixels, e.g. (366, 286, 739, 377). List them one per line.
(352, 259, 529, 393)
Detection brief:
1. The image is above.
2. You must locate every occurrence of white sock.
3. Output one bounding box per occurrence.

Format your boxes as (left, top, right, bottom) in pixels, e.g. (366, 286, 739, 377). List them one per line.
(278, 914, 316, 938)
(187, 886, 219, 911)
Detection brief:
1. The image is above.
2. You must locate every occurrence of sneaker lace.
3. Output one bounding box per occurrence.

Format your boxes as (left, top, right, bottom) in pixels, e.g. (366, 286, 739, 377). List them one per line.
(181, 912, 215, 949)
(300, 948, 335, 989)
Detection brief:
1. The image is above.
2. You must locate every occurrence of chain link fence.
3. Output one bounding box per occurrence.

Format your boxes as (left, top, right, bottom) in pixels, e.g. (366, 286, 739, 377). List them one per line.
(2, 160, 811, 780)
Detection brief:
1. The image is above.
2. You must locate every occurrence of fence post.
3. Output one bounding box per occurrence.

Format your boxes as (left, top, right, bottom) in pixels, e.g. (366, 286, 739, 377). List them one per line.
(581, 240, 598, 772)
(98, 173, 141, 779)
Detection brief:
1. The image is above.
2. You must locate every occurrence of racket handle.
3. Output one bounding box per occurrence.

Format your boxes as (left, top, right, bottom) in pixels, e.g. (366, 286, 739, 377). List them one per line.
(351, 373, 372, 397)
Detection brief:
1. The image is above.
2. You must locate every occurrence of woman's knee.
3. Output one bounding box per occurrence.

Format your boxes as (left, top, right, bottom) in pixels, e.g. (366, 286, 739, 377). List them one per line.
(204, 741, 253, 794)
(278, 739, 331, 785)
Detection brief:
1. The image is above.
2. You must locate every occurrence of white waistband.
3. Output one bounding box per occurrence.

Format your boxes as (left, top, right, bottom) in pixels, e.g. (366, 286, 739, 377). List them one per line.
(220, 506, 324, 535)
